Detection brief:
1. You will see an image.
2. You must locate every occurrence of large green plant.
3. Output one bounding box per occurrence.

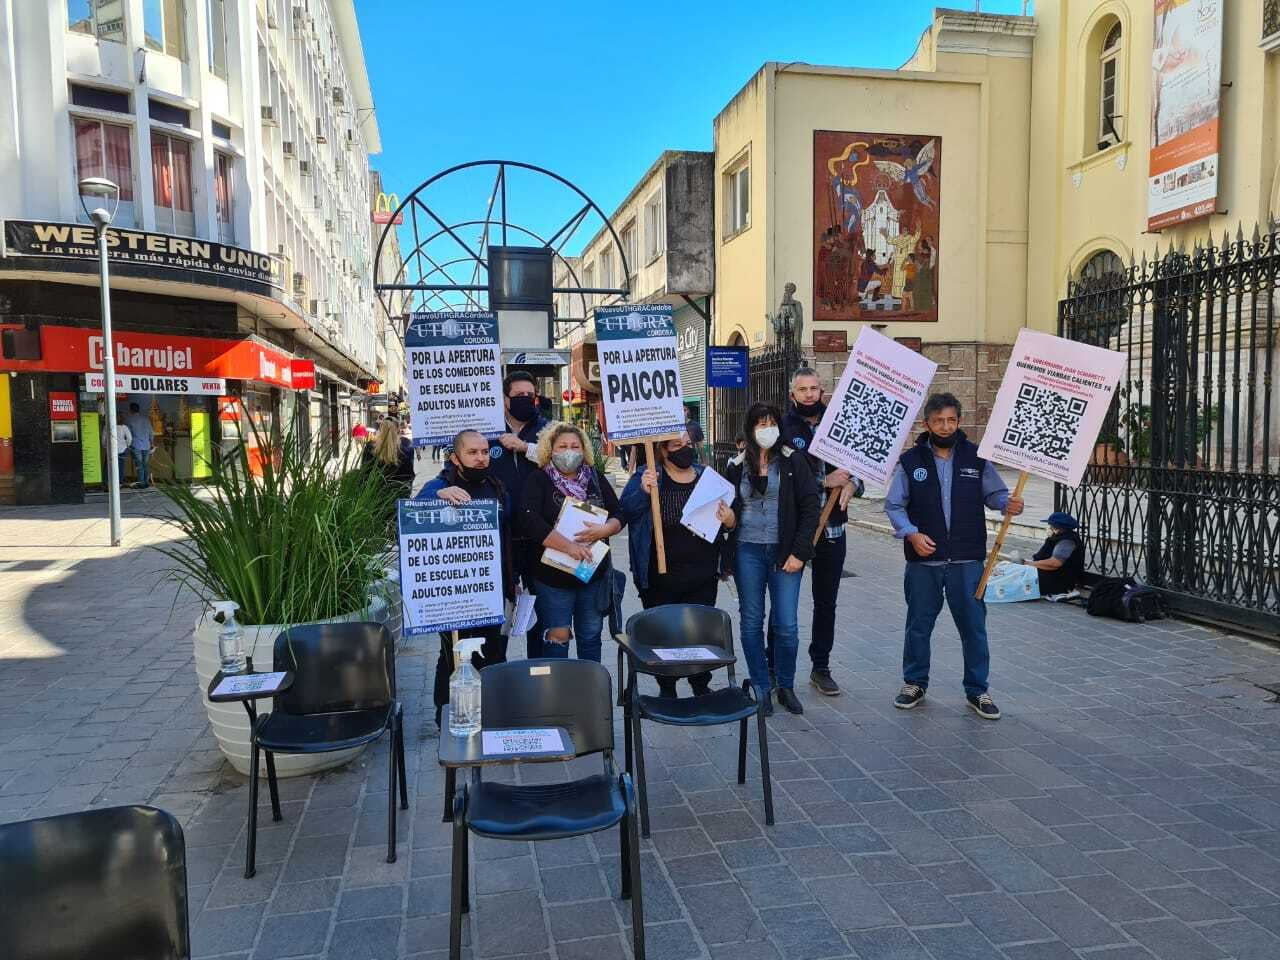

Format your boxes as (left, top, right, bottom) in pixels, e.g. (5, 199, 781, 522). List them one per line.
(155, 430, 397, 626)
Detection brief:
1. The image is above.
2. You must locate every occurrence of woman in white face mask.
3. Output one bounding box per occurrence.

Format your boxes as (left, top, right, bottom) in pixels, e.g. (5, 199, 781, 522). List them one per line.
(518, 422, 624, 662)
(723, 403, 821, 716)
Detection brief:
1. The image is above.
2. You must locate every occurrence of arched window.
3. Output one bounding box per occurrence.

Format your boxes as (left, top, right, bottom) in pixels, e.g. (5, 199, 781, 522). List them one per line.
(1078, 249, 1124, 284)
(1098, 22, 1123, 147)
(1071, 249, 1128, 345)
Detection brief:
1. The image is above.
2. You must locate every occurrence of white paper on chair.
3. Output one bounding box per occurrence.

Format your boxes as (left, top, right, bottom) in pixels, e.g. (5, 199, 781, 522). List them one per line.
(481, 728, 564, 755)
(212, 672, 287, 697)
(679, 467, 735, 543)
(653, 647, 720, 662)
(509, 592, 537, 636)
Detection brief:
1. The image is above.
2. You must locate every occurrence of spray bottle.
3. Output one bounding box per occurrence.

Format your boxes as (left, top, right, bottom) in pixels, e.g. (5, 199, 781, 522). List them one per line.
(211, 601, 246, 674)
(449, 636, 484, 737)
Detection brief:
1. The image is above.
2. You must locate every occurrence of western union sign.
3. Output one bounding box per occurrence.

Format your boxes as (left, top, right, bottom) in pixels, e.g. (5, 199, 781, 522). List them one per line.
(372, 192, 403, 225)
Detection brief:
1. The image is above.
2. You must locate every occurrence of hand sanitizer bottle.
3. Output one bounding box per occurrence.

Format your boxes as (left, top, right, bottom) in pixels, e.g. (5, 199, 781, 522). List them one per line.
(449, 637, 484, 737)
(212, 601, 247, 674)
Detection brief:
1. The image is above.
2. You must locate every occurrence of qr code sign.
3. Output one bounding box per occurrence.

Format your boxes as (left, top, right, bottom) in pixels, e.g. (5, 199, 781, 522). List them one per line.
(1001, 384, 1088, 462)
(826, 379, 909, 464)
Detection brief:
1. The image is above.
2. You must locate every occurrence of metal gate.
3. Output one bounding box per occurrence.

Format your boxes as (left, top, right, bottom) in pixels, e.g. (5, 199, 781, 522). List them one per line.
(711, 329, 801, 468)
(1057, 227, 1279, 634)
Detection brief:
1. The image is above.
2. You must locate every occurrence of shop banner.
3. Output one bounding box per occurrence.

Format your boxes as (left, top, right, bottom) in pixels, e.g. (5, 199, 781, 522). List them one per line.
(404, 311, 505, 447)
(1148, 0, 1224, 231)
(707, 346, 749, 389)
(290, 359, 316, 390)
(397, 498, 505, 636)
(595, 304, 684, 442)
(86, 372, 227, 395)
(1, 220, 282, 292)
(810, 327, 938, 487)
(977, 329, 1127, 488)
(48, 391, 77, 421)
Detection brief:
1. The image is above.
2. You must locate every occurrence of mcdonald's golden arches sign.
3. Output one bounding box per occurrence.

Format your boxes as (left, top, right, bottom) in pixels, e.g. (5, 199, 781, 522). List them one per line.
(372, 192, 403, 225)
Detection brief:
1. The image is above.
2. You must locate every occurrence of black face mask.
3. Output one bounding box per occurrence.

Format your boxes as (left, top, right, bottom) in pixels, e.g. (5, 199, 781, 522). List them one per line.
(508, 395, 537, 422)
(793, 399, 823, 418)
(457, 461, 490, 481)
(666, 446, 695, 469)
(929, 431, 959, 449)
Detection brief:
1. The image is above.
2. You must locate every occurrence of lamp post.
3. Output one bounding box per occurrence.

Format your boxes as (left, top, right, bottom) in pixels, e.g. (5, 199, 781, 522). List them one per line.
(79, 177, 123, 547)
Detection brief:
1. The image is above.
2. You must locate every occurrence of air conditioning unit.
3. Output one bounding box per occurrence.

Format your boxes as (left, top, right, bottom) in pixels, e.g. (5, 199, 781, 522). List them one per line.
(299, 160, 311, 176)
(315, 118, 326, 143)
(293, 272, 306, 295)
(282, 140, 295, 158)
(260, 105, 276, 125)
(324, 219, 334, 233)
(332, 87, 344, 106)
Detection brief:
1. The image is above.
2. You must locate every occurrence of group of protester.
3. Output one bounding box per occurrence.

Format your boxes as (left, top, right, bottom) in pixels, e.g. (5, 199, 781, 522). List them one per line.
(418, 366, 1093, 726)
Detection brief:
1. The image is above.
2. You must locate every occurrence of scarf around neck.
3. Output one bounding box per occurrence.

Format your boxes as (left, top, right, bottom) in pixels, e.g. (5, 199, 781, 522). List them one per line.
(545, 461, 591, 501)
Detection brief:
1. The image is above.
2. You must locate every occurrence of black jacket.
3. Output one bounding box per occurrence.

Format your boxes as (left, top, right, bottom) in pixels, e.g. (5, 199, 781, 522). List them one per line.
(723, 446, 820, 568)
(518, 467, 624, 591)
(420, 462, 516, 599)
(780, 404, 864, 530)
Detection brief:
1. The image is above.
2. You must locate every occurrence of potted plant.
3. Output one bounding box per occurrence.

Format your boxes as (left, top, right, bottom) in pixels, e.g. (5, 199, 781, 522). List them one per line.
(157, 430, 398, 777)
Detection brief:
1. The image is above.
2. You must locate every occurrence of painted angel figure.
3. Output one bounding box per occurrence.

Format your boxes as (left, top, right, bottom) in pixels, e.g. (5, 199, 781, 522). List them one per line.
(873, 139, 937, 208)
(830, 174, 864, 236)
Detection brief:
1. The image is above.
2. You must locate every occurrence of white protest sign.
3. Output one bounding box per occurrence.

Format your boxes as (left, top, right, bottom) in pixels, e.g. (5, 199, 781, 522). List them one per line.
(481, 728, 565, 755)
(397, 498, 504, 636)
(977, 329, 1126, 488)
(405, 311, 505, 447)
(810, 327, 938, 487)
(595, 304, 685, 441)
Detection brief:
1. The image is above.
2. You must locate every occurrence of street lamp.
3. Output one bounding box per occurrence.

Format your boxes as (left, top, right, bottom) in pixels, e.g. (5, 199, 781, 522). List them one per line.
(79, 176, 123, 547)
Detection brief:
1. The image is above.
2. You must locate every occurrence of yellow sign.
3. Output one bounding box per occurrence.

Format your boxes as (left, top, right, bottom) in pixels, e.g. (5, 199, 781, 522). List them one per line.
(372, 192, 403, 225)
(81, 411, 102, 484)
(190, 410, 212, 478)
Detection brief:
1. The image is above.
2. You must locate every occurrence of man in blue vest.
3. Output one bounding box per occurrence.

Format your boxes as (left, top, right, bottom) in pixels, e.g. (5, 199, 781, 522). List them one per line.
(884, 392, 1023, 719)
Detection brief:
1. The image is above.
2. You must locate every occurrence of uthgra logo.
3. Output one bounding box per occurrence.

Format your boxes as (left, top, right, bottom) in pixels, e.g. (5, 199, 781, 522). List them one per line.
(402, 504, 492, 527)
(597, 311, 669, 334)
(406, 313, 496, 341)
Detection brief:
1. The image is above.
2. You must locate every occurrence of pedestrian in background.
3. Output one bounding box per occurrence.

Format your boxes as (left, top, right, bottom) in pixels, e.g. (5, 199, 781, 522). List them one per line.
(519, 422, 623, 662)
(102, 419, 132, 486)
(363, 419, 414, 497)
(621, 431, 734, 696)
(725, 402, 820, 716)
(1027, 511, 1085, 599)
(884, 392, 1023, 720)
(124, 402, 153, 488)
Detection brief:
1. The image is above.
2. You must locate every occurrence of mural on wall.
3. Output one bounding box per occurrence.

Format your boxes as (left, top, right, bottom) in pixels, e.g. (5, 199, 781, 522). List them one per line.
(813, 130, 941, 323)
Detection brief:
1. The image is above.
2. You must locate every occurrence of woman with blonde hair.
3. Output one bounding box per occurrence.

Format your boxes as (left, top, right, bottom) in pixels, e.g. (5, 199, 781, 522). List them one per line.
(362, 417, 415, 495)
(518, 421, 624, 661)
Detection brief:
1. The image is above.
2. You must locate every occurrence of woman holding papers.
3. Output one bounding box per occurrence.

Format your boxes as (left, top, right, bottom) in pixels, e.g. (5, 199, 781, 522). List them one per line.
(518, 422, 624, 662)
(724, 403, 820, 716)
(620, 433, 735, 697)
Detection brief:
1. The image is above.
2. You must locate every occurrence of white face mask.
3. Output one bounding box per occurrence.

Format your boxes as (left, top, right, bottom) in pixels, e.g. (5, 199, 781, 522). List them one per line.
(755, 425, 780, 450)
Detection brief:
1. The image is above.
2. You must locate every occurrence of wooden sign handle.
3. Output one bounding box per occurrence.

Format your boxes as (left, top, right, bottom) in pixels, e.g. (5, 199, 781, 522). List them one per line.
(812, 492, 840, 546)
(974, 471, 1029, 599)
(643, 440, 667, 575)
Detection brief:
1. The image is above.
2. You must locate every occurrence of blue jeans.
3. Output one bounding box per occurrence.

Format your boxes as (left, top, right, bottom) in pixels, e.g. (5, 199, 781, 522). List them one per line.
(533, 576, 608, 662)
(903, 561, 989, 698)
(130, 447, 151, 486)
(734, 541, 803, 698)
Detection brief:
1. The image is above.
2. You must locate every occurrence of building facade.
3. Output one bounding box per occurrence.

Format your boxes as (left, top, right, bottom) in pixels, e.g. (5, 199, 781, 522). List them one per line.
(369, 169, 406, 416)
(0, 0, 382, 503)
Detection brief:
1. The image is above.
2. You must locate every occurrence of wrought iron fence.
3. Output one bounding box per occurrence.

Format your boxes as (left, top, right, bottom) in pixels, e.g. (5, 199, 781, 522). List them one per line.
(1266, 0, 1280, 41)
(1057, 226, 1279, 633)
(711, 330, 801, 469)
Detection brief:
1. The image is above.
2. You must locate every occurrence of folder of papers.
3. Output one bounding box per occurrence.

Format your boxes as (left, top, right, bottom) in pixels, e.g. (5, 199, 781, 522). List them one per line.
(541, 498, 610, 582)
(679, 467, 736, 543)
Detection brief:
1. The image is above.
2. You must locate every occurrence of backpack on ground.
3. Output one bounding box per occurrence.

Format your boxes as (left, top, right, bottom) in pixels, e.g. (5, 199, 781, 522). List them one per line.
(1087, 576, 1166, 622)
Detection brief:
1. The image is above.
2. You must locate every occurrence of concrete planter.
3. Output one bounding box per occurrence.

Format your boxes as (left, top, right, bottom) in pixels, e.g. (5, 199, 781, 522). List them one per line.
(195, 587, 396, 778)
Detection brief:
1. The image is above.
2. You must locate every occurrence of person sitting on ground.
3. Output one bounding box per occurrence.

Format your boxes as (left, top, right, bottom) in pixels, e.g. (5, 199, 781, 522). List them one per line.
(1026, 511, 1085, 599)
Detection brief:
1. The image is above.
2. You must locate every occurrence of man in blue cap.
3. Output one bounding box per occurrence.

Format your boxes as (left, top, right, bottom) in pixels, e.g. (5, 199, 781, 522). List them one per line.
(1027, 512, 1085, 599)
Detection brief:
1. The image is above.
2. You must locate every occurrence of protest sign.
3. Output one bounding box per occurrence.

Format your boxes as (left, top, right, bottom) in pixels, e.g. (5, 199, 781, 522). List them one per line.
(405, 311, 505, 447)
(977, 329, 1127, 488)
(810, 327, 938, 488)
(595, 303, 685, 572)
(397, 498, 504, 637)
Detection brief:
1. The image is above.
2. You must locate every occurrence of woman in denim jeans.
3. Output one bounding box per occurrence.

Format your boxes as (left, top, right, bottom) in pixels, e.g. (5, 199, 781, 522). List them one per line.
(724, 403, 820, 716)
(518, 422, 624, 661)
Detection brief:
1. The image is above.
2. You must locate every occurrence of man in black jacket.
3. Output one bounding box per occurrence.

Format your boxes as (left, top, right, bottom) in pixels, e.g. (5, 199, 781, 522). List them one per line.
(769, 367, 862, 697)
(1027, 511, 1085, 597)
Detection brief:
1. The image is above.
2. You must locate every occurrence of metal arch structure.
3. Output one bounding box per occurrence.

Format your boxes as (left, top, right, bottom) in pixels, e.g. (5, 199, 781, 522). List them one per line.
(372, 160, 631, 325)
(378, 219, 592, 327)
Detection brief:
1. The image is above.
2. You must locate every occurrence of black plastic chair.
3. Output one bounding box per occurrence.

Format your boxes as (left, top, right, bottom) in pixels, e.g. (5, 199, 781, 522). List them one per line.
(0, 804, 189, 960)
(617, 604, 774, 837)
(449, 659, 644, 960)
(245, 621, 407, 877)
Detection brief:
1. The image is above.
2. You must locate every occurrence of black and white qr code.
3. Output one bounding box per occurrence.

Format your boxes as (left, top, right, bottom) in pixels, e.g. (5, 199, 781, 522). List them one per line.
(826, 379, 909, 464)
(1001, 384, 1088, 461)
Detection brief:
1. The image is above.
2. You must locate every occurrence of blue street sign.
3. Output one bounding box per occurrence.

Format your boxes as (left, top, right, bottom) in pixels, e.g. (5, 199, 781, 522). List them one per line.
(707, 345, 749, 389)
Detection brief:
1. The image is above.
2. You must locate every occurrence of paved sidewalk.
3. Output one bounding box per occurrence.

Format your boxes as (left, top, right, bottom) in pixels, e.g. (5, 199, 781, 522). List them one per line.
(4, 481, 1280, 959)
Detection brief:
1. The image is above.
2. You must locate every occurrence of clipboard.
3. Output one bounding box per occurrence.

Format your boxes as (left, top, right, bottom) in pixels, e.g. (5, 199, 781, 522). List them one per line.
(541, 497, 610, 582)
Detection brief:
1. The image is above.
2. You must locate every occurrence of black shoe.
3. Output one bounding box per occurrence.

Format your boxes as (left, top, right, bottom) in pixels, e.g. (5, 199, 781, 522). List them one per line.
(967, 693, 1001, 720)
(810, 669, 840, 696)
(894, 684, 926, 709)
(776, 688, 804, 715)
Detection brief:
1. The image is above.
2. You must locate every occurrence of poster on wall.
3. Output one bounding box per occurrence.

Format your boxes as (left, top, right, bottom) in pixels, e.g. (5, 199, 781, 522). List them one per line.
(594, 304, 685, 442)
(813, 130, 941, 324)
(404, 311, 505, 447)
(977, 329, 1127, 488)
(1147, 0, 1224, 231)
(397, 498, 505, 636)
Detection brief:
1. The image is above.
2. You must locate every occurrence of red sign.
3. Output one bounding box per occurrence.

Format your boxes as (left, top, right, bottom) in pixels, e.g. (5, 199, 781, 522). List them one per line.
(0, 325, 299, 388)
(49, 391, 77, 421)
(290, 359, 316, 390)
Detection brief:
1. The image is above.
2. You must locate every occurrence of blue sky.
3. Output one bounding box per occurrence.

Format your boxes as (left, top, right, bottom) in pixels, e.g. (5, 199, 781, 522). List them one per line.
(356, 1, 1031, 297)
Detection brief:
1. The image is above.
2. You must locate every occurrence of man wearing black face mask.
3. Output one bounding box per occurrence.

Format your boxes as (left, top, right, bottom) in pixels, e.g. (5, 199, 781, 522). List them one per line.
(421, 429, 516, 725)
(770, 366, 863, 697)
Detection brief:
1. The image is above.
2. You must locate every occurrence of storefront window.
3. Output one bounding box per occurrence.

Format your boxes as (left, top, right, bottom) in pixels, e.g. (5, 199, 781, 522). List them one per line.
(151, 133, 194, 235)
